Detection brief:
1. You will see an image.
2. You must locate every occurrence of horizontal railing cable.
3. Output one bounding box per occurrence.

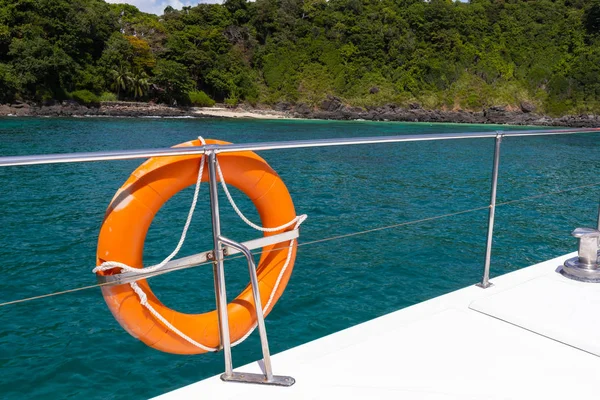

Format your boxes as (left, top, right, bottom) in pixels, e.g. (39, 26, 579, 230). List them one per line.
(0, 205, 492, 307)
(2, 179, 600, 308)
(494, 181, 600, 207)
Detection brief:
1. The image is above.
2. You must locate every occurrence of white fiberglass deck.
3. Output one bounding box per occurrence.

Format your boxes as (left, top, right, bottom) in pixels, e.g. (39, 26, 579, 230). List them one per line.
(155, 252, 600, 400)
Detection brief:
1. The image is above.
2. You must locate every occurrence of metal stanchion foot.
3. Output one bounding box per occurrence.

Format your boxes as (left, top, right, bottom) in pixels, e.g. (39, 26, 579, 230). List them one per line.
(221, 372, 295, 386)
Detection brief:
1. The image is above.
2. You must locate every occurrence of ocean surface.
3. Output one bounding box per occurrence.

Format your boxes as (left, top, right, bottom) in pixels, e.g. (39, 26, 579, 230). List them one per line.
(0, 117, 599, 399)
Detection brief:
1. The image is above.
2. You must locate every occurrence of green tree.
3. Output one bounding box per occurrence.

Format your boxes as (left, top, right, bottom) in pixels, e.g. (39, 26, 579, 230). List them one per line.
(130, 70, 150, 99)
(110, 65, 132, 99)
(0, 0, 598, 114)
(8, 36, 76, 100)
(152, 59, 194, 105)
(585, 0, 600, 37)
(99, 33, 135, 71)
(0, 63, 17, 103)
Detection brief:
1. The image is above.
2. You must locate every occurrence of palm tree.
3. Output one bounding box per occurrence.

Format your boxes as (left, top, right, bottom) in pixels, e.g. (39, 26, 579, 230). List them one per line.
(110, 65, 132, 99)
(130, 70, 150, 100)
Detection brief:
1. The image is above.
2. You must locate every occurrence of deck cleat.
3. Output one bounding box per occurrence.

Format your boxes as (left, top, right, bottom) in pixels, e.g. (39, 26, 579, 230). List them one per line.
(560, 227, 600, 283)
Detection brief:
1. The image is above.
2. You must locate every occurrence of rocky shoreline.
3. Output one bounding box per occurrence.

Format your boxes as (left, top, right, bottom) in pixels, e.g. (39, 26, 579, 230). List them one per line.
(0, 101, 191, 118)
(287, 96, 600, 127)
(1, 99, 600, 127)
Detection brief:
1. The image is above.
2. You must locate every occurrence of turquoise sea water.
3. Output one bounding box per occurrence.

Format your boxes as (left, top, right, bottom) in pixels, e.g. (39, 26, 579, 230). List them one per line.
(0, 117, 599, 399)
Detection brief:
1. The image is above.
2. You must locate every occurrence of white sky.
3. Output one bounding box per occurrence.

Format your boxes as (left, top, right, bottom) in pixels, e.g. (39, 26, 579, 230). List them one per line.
(105, 1, 221, 16)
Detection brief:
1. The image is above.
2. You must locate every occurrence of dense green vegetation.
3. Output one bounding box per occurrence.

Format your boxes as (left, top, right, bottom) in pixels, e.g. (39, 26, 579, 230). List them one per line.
(1, 0, 600, 115)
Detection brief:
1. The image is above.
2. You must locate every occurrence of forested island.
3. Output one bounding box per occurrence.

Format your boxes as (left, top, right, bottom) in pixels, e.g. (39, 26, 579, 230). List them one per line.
(1, 0, 600, 125)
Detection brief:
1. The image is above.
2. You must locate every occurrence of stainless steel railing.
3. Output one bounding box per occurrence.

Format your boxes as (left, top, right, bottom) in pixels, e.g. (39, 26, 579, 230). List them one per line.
(1, 127, 599, 167)
(1, 126, 599, 384)
(1, 127, 599, 285)
(479, 133, 502, 288)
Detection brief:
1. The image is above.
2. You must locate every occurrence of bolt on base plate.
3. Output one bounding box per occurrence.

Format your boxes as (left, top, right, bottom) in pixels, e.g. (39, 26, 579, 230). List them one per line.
(221, 372, 295, 386)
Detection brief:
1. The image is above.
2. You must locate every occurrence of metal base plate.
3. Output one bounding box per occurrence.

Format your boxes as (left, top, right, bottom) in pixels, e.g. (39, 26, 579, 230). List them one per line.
(559, 258, 600, 283)
(221, 372, 295, 386)
(476, 281, 494, 289)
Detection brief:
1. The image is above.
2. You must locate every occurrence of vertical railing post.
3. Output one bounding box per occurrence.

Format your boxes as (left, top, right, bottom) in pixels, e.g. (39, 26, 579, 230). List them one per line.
(218, 236, 275, 381)
(207, 150, 233, 377)
(206, 152, 294, 386)
(478, 132, 503, 288)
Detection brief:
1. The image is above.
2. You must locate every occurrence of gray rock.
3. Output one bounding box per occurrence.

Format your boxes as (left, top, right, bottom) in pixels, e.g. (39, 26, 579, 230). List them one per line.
(273, 102, 292, 111)
(520, 101, 536, 113)
(348, 106, 364, 113)
(11, 101, 29, 109)
(319, 95, 343, 112)
(295, 103, 312, 115)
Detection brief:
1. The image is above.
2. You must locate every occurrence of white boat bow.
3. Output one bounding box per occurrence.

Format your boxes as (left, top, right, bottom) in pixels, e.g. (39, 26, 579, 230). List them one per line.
(155, 252, 600, 399)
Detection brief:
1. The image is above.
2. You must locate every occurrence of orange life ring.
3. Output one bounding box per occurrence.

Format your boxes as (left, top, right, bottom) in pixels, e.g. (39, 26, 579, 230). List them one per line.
(96, 139, 298, 354)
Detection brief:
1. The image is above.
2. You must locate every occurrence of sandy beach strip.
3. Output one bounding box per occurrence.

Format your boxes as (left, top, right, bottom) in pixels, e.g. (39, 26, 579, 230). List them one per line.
(192, 107, 295, 120)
